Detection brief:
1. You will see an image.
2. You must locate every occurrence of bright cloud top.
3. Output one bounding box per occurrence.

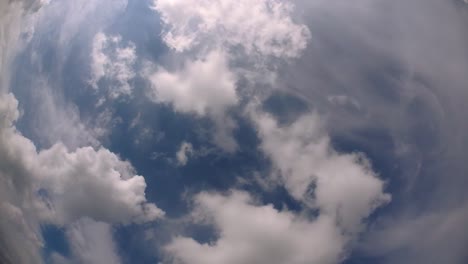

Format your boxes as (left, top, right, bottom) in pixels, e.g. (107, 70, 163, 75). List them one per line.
(154, 0, 310, 58)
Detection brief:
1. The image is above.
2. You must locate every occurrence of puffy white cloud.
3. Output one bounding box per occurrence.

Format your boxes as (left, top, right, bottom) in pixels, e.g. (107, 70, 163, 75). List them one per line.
(90, 32, 137, 99)
(148, 50, 238, 152)
(0, 92, 163, 262)
(148, 50, 237, 116)
(149, 0, 310, 152)
(36, 143, 164, 225)
(0, 1, 162, 263)
(1, 93, 163, 225)
(166, 191, 346, 264)
(166, 111, 390, 264)
(153, 0, 310, 58)
(254, 112, 390, 231)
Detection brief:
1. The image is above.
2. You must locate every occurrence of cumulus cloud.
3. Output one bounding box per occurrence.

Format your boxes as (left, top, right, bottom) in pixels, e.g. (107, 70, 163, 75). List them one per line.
(0, 1, 164, 263)
(0, 2, 162, 260)
(166, 111, 390, 264)
(0, 92, 163, 262)
(90, 32, 137, 99)
(149, 0, 310, 152)
(253, 112, 390, 230)
(166, 191, 346, 264)
(148, 51, 237, 116)
(153, 0, 310, 58)
(36, 143, 164, 225)
(148, 50, 238, 151)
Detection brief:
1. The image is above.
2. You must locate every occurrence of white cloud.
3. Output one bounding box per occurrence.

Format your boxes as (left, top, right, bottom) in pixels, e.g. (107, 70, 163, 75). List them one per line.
(253, 112, 390, 231)
(166, 111, 391, 264)
(149, 0, 310, 152)
(166, 191, 346, 264)
(148, 50, 238, 152)
(176, 141, 194, 166)
(0, 1, 161, 263)
(36, 143, 164, 225)
(153, 0, 310, 58)
(148, 50, 237, 116)
(0, 92, 163, 263)
(90, 32, 137, 99)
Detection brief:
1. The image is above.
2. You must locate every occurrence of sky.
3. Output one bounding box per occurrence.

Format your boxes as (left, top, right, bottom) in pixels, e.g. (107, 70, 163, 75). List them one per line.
(1, 0, 468, 263)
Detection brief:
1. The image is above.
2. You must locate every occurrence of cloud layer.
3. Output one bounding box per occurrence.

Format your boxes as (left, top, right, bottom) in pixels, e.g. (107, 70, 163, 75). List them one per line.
(0, 1, 162, 263)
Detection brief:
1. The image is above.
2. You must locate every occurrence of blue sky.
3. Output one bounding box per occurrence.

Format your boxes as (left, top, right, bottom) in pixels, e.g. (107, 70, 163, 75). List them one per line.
(1, 0, 468, 263)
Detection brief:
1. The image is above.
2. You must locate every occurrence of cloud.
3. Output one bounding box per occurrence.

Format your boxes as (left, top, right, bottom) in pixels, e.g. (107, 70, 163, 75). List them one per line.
(253, 112, 390, 230)
(148, 50, 237, 116)
(166, 110, 390, 264)
(48, 219, 124, 264)
(65, 219, 122, 264)
(149, 0, 310, 152)
(0, 92, 164, 263)
(26, 84, 101, 149)
(147, 50, 238, 152)
(0, 0, 44, 92)
(0, 2, 162, 259)
(0, 1, 162, 263)
(166, 191, 346, 264)
(0, 202, 42, 264)
(1, 94, 164, 226)
(90, 32, 137, 99)
(362, 204, 468, 264)
(153, 0, 310, 58)
(176, 141, 194, 166)
(0, 1, 45, 261)
(283, 0, 468, 262)
(36, 143, 164, 225)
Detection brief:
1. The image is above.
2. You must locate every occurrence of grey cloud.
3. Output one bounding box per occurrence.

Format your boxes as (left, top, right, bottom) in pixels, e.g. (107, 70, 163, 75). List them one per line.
(277, 0, 468, 262)
(64, 219, 122, 264)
